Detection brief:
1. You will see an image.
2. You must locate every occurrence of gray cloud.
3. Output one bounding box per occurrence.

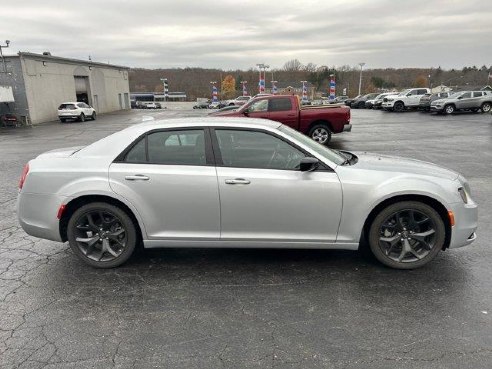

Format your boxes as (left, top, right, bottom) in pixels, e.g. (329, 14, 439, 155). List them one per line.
(0, 0, 490, 70)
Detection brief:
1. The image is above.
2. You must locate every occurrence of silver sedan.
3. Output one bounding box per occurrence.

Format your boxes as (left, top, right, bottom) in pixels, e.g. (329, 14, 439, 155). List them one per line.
(17, 118, 478, 269)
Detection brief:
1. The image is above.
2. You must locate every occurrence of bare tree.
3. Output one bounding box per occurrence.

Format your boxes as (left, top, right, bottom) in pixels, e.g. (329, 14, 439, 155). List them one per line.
(283, 59, 303, 71)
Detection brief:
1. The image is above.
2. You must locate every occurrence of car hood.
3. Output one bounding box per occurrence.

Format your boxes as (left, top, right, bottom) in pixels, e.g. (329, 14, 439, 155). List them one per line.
(351, 152, 459, 180)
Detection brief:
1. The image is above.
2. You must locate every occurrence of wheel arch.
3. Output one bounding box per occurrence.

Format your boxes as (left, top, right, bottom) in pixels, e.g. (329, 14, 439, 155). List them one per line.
(360, 194, 452, 251)
(308, 119, 333, 133)
(59, 194, 144, 243)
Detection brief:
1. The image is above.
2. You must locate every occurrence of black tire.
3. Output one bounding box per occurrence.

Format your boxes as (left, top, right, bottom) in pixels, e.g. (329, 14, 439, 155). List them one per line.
(393, 101, 405, 112)
(444, 104, 455, 115)
(470, 108, 479, 113)
(308, 124, 332, 145)
(91, 112, 96, 120)
(67, 202, 138, 268)
(358, 101, 365, 109)
(481, 102, 492, 113)
(60, 118, 66, 123)
(368, 201, 445, 269)
(79, 113, 85, 122)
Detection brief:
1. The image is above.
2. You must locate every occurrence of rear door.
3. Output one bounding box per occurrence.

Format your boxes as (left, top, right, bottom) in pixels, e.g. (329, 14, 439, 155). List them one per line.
(109, 128, 220, 240)
(268, 97, 297, 127)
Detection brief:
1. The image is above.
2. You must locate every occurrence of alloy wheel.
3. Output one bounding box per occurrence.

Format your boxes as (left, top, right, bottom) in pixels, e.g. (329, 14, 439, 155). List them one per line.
(74, 210, 127, 262)
(482, 103, 491, 113)
(445, 105, 455, 114)
(378, 209, 437, 263)
(311, 128, 330, 144)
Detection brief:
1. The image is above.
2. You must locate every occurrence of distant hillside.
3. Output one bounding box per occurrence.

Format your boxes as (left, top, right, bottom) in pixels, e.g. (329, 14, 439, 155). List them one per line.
(129, 64, 491, 99)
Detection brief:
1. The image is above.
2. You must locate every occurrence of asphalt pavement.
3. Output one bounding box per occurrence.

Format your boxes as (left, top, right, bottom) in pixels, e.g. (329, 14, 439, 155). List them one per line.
(1, 108, 491, 368)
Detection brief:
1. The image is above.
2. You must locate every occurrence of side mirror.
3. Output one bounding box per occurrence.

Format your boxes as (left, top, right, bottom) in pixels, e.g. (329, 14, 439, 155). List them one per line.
(300, 157, 320, 172)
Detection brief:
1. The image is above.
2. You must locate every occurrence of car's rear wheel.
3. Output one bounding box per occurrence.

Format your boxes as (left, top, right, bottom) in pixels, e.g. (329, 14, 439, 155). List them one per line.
(368, 201, 445, 269)
(79, 113, 85, 122)
(67, 202, 137, 268)
(91, 112, 96, 120)
(393, 101, 405, 112)
(444, 104, 455, 114)
(308, 124, 332, 145)
(481, 102, 491, 113)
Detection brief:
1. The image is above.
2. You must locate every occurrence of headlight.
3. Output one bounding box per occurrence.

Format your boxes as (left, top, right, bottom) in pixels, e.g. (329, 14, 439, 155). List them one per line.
(458, 187, 468, 203)
(387, 98, 394, 102)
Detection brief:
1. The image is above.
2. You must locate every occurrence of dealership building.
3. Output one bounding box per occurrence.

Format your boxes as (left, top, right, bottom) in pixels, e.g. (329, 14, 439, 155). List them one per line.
(0, 52, 130, 124)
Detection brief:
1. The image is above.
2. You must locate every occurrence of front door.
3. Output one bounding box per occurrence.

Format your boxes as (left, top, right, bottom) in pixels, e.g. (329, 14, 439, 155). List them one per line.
(456, 92, 473, 109)
(109, 128, 220, 240)
(268, 97, 297, 127)
(212, 128, 343, 242)
(243, 98, 270, 120)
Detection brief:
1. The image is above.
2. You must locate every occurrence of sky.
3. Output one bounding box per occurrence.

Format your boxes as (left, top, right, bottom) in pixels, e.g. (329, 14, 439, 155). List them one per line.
(1, 0, 491, 70)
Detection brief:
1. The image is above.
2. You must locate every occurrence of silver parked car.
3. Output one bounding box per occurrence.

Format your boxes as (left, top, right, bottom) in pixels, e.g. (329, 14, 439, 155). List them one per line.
(17, 118, 477, 269)
(430, 90, 492, 114)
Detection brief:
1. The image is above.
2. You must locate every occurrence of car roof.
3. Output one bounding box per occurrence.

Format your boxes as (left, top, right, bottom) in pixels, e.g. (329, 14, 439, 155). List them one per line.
(129, 117, 282, 131)
(59, 102, 80, 104)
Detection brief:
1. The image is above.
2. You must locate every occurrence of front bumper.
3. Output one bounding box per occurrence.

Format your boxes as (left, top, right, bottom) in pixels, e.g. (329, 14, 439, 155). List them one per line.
(448, 200, 478, 249)
(430, 106, 443, 112)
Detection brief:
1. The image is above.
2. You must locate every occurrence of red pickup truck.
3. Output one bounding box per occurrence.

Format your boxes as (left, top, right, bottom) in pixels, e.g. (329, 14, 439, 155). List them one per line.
(209, 95, 351, 145)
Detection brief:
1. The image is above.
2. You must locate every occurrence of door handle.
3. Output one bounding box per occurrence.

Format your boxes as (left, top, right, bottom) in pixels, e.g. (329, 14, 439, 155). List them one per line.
(225, 178, 251, 185)
(125, 174, 150, 181)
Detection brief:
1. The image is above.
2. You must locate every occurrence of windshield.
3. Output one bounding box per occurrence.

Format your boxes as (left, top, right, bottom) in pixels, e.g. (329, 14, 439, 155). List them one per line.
(279, 125, 346, 165)
(398, 89, 411, 96)
(448, 92, 461, 98)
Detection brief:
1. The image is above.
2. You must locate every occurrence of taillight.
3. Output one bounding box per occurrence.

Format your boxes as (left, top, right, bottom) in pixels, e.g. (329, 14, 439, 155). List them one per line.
(19, 163, 29, 189)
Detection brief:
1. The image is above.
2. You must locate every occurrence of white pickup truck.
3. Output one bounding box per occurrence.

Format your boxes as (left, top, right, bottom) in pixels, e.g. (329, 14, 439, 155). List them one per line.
(382, 88, 430, 112)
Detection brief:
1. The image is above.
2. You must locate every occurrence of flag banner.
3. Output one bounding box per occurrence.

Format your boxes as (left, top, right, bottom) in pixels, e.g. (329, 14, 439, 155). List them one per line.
(242, 82, 248, 96)
(259, 79, 265, 93)
(302, 82, 308, 101)
(212, 85, 218, 102)
(329, 76, 336, 100)
(272, 82, 277, 95)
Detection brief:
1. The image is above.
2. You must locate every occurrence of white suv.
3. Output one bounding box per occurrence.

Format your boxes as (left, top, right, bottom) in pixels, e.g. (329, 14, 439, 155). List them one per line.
(58, 102, 96, 123)
(227, 96, 252, 106)
(382, 88, 430, 112)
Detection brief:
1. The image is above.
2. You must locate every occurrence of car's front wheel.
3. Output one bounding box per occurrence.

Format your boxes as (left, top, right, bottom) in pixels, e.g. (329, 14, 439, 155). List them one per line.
(91, 112, 96, 120)
(308, 124, 332, 145)
(368, 201, 445, 269)
(393, 101, 405, 112)
(67, 202, 138, 268)
(79, 113, 85, 122)
(444, 104, 455, 114)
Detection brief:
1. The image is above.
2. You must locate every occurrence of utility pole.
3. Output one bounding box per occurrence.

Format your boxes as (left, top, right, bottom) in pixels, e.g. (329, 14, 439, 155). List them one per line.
(358, 62, 366, 96)
(0, 40, 11, 74)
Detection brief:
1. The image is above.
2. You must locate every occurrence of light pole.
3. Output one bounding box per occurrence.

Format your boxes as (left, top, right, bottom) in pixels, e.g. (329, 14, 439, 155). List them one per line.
(160, 78, 168, 102)
(256, 63, 269, 93)
(358, 62, 365, 96)
(0, 40, 11, 74)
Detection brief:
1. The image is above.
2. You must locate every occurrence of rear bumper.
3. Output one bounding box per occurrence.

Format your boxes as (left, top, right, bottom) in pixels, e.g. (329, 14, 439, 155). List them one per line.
(343, 124, 352, 132)
(17, 192, 68, 242)
(58, 115, 79, 119)
(448, 200, 478, 249)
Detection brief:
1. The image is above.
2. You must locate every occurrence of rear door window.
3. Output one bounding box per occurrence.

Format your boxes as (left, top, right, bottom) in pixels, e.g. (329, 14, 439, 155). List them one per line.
(124, 129, 207, 166)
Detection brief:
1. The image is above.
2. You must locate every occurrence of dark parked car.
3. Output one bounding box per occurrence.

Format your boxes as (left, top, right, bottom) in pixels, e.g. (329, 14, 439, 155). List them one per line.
(0, 113, 19, 127)
(351, 93, 379, 109)
(419, 91, 452, 111)
(344, 95, 361, 106)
